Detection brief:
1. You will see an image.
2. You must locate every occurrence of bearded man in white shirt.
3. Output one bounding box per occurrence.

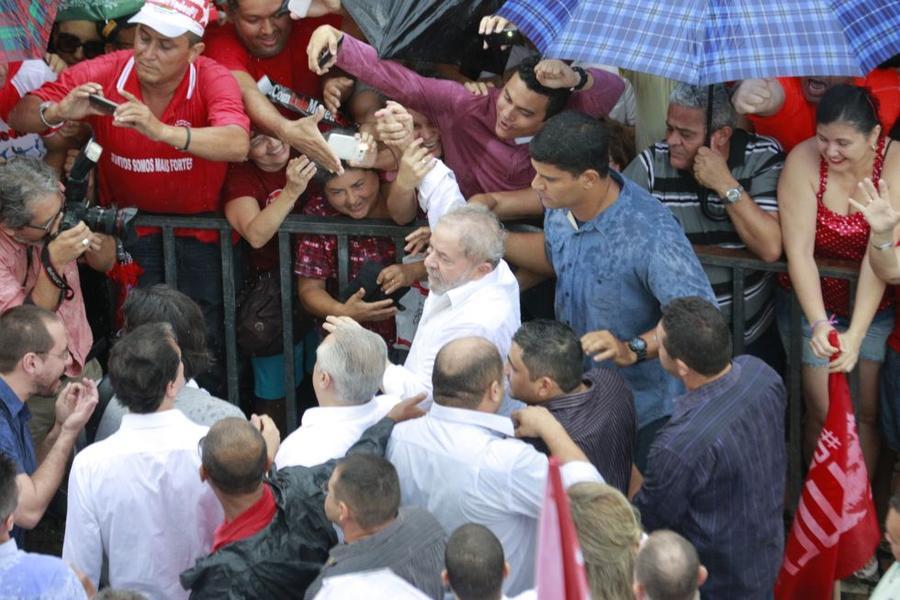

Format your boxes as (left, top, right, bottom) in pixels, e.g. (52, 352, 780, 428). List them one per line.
(63, 323, 223, 600)
(386, 336, 603, 596)
(275, 325, 400, 469)
(379, 202, 520, 413)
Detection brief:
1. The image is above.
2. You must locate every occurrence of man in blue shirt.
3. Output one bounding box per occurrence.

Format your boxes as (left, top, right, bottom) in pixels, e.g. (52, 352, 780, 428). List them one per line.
(0, 452, 89, 599)
(505, 111, 715, 469)
(0, 305, 97, 544)
(633, 297, 786, 599)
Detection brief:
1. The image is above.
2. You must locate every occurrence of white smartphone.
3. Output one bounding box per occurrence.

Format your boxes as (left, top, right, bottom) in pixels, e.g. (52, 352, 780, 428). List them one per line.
(326, 132, 366, 162)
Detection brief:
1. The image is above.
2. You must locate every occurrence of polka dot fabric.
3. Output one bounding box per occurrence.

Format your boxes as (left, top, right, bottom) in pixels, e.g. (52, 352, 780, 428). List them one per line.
(779, 137, 892, 317)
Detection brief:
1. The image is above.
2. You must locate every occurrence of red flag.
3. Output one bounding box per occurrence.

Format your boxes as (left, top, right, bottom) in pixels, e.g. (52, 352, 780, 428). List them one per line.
(774, 331, 880, 599)
(535, 457, 591, 600)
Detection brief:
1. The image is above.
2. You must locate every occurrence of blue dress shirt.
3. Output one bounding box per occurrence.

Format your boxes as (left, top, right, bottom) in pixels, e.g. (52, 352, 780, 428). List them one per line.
(544, 170, 716, 427)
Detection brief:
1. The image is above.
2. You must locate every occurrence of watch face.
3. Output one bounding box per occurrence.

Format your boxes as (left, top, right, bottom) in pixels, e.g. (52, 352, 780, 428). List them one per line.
(629, 337, 647, 352)
(725, 187, 742, 204)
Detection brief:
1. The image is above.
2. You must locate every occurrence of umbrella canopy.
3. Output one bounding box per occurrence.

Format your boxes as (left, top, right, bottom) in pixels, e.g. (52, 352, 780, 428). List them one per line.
(497, 0, 900, 84)
(340, 0, 503, 63)
(0, 0, 59, 63)
(56, 0, 145, 22)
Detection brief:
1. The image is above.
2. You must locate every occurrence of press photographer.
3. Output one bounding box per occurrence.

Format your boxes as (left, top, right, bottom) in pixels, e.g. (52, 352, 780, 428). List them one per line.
(0, 157, 114, 447)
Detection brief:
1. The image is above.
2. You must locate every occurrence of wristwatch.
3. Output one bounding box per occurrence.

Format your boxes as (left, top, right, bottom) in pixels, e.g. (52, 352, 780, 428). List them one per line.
(569, 66, 589, 91)
(627, 336, 647, 363)
(722, 184, 744, 205)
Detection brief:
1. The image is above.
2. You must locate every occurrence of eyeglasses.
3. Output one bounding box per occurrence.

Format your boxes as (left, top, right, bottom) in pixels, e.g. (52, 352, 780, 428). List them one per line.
(56, 32, 106, 59)
(38, 346, 71, 362)
(21, 206, 63, 235)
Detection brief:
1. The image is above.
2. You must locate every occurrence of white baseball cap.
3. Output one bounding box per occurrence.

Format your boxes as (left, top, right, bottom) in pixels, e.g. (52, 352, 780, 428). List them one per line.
(129, 0, 210, 38)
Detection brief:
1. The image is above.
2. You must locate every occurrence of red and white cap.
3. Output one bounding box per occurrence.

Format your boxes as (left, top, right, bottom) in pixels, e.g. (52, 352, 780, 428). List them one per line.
(128, 0, 210, 38)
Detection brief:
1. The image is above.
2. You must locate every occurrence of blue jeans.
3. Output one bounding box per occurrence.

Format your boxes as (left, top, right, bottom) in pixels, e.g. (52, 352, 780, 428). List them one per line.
(881, 347, 900, 451)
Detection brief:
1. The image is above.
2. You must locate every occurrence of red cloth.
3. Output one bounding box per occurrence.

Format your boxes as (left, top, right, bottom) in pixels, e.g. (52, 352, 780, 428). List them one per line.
(775, 331, 880, 599)
(749, 70, 899, 153)
(535, 457, 590, 600)
(294, 194, 397, 345)
(32, 50, 250, 243)
(203, 15, 341, 108)
(212, 483, 277, 552)
(222, 159, 306, 272)
(0, 60, 55, 160)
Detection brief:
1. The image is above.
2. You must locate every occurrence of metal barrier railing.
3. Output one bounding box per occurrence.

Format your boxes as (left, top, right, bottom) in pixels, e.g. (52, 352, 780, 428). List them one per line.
(134, 215, 863, 510)
(135, 213, 417, 431)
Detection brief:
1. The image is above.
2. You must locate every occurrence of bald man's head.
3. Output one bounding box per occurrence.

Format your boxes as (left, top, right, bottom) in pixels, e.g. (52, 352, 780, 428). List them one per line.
(200, 418, 268, 495)
(432, 337, 503, 410)
(635, 530, 705, 600)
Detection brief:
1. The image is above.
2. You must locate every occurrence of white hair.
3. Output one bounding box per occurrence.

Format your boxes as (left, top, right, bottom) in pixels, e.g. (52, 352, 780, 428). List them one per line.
(316, 326, 387, 405)
(437, 204, 506, 268)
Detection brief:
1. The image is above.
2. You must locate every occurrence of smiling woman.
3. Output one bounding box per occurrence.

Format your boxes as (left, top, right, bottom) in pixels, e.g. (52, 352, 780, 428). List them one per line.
(777, 83, 899, 481)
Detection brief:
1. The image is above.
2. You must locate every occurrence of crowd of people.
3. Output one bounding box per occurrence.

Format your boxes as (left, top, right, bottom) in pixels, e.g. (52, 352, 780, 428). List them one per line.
(0, 0, 899, 598)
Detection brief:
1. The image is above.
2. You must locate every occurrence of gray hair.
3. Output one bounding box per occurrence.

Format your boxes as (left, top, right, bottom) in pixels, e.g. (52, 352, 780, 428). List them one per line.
(437, 204, 506, 268)
(635, 530, 701, 600)
(0, 158, 60, 229)
(669, 83, 736, 132)
(316, 326, 387, 405)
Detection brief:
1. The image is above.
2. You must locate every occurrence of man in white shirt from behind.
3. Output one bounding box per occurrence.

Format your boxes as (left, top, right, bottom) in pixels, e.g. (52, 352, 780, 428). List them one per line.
(63, 323, 223, 600)
(275, 325, 398, 469)
(386, 336, 603, 595)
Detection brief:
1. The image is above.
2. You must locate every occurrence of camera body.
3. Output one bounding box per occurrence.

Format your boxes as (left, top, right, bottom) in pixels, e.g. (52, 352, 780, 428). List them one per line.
(58, 139, 138, 243)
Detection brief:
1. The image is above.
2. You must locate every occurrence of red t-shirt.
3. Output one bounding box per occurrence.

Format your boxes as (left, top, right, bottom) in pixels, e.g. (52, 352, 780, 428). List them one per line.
(749, 70, 899, 153)
(211, 483, 277, 552)
(32, 51, 250, 242)
(0, 60, 56, 160)
(222, 159, 305, 272)
(203, 16, 341, 103)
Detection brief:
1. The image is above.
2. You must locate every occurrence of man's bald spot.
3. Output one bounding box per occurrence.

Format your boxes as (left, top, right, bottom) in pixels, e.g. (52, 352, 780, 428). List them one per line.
(635, 530, 701, 600)
(202, 417, 268, 495)
(432, 337, 503, 409)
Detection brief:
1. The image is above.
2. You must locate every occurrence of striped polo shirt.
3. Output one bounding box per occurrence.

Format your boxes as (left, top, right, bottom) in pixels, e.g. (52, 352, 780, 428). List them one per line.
(623, 130, 785, 343)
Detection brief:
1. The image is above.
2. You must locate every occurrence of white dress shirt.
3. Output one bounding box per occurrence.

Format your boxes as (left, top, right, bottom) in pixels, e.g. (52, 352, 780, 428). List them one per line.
(64, 409, 223, 600)
(274, 395, 398, 469)
(386, 403, 602, 595)
(382, 260, 520, 411)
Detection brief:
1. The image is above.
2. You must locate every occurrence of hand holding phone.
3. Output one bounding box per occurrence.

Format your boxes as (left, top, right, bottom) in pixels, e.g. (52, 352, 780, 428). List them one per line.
(88, 93, 119, 115)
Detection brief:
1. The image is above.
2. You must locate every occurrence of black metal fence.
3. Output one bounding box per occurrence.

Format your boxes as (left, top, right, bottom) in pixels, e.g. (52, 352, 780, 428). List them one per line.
(135, 214, 862, 510)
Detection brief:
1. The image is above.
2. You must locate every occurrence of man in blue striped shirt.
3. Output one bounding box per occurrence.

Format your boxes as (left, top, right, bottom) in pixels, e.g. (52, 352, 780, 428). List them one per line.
(633, 297, 786, 599)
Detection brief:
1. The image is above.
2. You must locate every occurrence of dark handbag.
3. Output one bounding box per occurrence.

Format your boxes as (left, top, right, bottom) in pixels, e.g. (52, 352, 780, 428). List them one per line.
(236, 271, 308, 357)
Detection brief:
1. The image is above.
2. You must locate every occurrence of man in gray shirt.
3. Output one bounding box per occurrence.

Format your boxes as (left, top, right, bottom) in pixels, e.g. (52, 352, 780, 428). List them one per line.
(306, 454, 446, 599)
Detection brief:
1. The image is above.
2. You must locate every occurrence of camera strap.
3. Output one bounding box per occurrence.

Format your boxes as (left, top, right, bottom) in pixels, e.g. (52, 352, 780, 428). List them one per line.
(40, 242, 75, 301)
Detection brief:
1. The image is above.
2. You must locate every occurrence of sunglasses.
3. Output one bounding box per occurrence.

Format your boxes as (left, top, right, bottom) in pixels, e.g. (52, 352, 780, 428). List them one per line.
(56, 32, 106, 59)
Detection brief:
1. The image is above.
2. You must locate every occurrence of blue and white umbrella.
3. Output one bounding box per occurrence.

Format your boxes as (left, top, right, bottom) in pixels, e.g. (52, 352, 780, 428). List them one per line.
(497, 0, 900, 83)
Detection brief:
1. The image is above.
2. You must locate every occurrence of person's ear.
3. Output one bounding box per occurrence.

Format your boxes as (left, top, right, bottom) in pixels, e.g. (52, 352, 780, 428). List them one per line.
(199, 464, 207, 483)
(502, 561, 510, 580)
(20, 353, 40, 376)
(537, 376, 555, 399)
(633, 581, 645, 599)
(441, 569, 449, 587)
(580, 168, 601, 188)
(674, 358, 691, 379)
(3, 511, 15, 534)
(320, 370, 332, 390)
(712, 126, 732, 150)
(474, 261, 493, 278)
(188, 41, 205, 63)
(698, 564, 708, 587)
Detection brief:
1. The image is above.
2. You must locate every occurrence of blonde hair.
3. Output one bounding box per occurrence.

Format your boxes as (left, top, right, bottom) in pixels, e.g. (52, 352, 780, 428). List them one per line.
(568, 482, 642, 600)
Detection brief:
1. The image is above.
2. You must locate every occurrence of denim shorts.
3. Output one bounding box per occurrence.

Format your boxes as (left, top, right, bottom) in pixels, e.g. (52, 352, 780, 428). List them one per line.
(775, 289, 894, 367)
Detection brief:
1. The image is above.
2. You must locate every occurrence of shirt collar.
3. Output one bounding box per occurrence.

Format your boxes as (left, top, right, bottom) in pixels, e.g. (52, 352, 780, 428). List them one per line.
(120, 408, 192, 430)
(428, 402, 514, 437)
(673, 360, 741, 417)
(0, 377, 26, 419)
(565, 170, 628, 232)
(546, 379, 593, 411)
(301, 399, 383, 427)
(443, 260, 512, 308)
(0, 538, 18, 559)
